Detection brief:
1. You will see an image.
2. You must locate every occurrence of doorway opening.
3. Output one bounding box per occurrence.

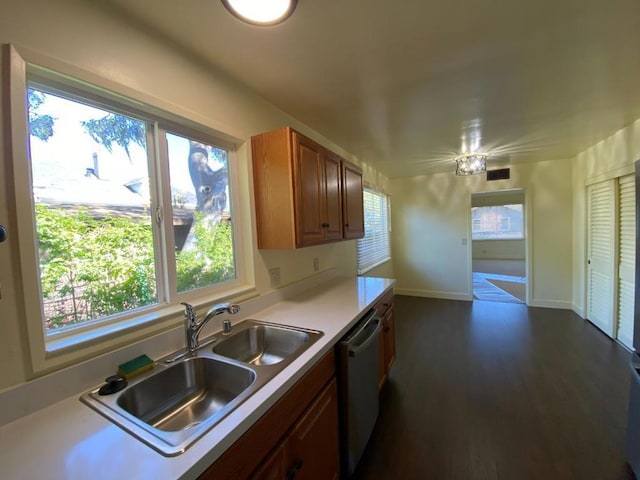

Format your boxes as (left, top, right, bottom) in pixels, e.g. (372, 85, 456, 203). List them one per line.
(471, 189, 527, 304)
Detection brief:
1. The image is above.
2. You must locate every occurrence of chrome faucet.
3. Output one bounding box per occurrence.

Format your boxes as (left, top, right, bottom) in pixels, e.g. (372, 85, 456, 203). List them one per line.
(181, 302, 240, 353)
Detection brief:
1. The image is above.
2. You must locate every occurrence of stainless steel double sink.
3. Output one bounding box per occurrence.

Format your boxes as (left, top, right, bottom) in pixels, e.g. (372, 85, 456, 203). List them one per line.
(81, 320, 323, 456)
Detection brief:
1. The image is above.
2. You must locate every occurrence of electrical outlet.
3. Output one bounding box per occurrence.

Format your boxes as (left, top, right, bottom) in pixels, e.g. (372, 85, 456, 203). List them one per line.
(313, 257, 319, 272)
(269, 267, 281, 287)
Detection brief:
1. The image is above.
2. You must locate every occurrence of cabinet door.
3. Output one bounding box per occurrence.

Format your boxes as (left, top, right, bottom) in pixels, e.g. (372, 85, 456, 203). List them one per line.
(251, 442, 289, 480)
(294, 133, 325, 246)
(323, 152, 344, 241)
(342, 161, 364, 239)
(383, 308, 396, 373)
(288, 379, 340, 480)
(377, 328, 386, 390)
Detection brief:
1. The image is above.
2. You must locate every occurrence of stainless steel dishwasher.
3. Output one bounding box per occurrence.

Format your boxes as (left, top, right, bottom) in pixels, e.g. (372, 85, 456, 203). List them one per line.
(338, 309, 382, 477)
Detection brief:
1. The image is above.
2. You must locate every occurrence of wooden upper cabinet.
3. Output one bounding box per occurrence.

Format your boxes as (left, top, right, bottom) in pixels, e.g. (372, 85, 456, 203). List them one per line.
(323, 150, 344, 241)
(251, 127, 297, 249)
(252, 127, 359, 249)
(294, 133, 326, 246)
(342, 161, 364, 239)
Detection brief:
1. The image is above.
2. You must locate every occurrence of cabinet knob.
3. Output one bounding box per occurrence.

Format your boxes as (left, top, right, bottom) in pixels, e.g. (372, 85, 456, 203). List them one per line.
(322, 223, 329, 228)
(0, 225, 6, 243)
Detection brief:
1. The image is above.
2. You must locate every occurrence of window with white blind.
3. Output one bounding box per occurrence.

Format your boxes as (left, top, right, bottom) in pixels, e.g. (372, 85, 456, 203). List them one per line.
(357, 189, 391, 274)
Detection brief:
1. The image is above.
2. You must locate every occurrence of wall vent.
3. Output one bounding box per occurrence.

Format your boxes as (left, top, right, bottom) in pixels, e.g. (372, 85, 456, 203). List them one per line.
(486, 168, 510, 181)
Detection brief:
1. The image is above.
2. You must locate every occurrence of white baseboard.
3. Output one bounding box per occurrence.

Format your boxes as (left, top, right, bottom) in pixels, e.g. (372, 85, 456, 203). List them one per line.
(528, 299, 573, 310)
(395, 288, 473, 302)
(572, 304, 585, 318)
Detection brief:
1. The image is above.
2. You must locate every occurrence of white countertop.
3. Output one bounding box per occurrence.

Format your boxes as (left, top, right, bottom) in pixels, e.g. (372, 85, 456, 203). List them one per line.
(0, 275, 394, 480)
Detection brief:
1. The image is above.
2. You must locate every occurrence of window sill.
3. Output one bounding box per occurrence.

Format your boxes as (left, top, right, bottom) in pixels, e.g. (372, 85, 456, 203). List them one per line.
(357, 257, 391, 275)
(43, 284, 257, 361)
(472, 238, 524, 242)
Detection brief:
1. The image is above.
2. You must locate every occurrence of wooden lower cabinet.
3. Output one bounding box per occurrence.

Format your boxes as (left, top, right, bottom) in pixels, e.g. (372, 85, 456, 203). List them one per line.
(376, 290, 395, 390)
(253, 379, 340, 480)
(382, 308, 396, 374)
(199, 351, 339, 480)
(251, 442, 289, 480)
(377, 326, 386, 390)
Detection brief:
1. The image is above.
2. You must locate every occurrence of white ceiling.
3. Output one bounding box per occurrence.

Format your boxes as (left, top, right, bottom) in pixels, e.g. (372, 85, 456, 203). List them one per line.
(104, 0, 640, 177)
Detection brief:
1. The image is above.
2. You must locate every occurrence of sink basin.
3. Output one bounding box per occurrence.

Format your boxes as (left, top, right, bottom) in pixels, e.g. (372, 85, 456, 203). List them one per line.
(116, 357, 255, 432)
(81, 356, 257, 456)
(213, 323, 314, 365)
(81, 320, 323, 456)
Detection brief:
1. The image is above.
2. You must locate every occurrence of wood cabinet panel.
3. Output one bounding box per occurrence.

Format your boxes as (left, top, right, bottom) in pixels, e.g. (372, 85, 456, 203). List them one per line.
(375, 289, 395, 390)
(377, 328, 386, 390)
(323, 151, 343, 241)
(383, 308, 396, 374)
(294, 133, 325, 246)
(199, 350, 336, 480)
(342, 161, 364, 239)
(251, 128, 296, 249)
(251, 442, 289, 480)
(288, 379, 340, 480)
(251, 126, 364, 249)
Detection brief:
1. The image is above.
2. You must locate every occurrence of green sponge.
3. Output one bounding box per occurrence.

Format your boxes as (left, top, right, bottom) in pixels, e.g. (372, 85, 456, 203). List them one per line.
(117, 354, 154, 379)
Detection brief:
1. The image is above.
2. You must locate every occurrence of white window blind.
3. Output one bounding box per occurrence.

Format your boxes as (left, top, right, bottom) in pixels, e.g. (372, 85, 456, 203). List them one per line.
(357, 189, 391, 274)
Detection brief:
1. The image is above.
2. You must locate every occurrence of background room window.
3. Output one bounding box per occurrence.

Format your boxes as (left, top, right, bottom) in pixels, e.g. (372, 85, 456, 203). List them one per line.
(471, 204, 523, 239)
(25, 83, 239, 336)
(357, 189, 391, 274)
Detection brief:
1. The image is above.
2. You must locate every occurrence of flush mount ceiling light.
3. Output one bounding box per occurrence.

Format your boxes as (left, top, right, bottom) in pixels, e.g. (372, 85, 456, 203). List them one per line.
(221, 0, 298, 26)
(455, 153, 488, 176)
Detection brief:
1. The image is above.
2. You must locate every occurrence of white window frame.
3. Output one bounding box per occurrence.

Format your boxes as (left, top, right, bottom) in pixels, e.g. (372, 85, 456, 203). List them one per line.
(357, 189, 391, 274)
(6, 45, 253, 374)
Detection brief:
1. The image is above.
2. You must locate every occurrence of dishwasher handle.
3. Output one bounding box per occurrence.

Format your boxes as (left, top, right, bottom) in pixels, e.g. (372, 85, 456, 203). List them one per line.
(348, 317, 383, 357)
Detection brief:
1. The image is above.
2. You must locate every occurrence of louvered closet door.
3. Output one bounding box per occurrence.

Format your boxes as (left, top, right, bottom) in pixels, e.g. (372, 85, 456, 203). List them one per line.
(587, 180, 616, 338)
(617, 174, 635, 349)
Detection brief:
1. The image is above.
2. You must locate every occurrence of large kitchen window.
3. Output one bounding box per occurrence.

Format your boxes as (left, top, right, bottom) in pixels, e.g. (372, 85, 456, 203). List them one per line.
(8, 48, 246, 370)
(357, 189, 391, 274)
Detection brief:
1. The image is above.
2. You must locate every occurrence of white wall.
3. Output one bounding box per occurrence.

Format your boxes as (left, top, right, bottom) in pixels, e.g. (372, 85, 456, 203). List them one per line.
(571, 119, 640, 316)
(0, 0, 390, 389)
(390, 159, 573, 307)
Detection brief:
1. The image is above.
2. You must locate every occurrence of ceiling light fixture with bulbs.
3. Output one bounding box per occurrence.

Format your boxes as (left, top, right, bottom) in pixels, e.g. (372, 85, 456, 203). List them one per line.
(221, 0, 298, 26)
(455, 153, 488, 176)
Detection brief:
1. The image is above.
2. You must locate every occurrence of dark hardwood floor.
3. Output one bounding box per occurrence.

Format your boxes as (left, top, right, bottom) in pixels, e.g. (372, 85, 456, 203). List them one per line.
(354, 296, 636, 480)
